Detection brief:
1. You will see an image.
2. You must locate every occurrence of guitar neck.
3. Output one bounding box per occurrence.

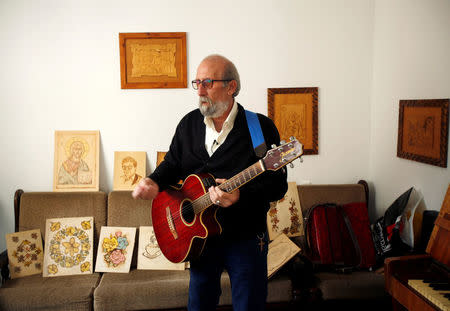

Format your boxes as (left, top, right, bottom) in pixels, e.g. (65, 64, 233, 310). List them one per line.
(192, 160, 266, 214)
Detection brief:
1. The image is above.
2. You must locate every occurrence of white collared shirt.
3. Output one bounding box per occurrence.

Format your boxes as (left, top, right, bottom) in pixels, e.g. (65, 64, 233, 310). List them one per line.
(204, 100, 238, 157)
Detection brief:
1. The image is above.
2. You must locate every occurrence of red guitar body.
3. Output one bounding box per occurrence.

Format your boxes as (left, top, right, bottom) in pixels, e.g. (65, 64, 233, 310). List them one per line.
(151, 173, 222, 263)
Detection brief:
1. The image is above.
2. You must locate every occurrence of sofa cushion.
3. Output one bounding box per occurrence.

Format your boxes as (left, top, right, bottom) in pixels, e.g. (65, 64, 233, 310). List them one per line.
(94, 269, 190, 311)
(94, 268, 292, 310)
(18, 191, 107, 255)
(0, 273, 101, 311)
(297, 184, 366, 214)
(313, 271, 386, 300)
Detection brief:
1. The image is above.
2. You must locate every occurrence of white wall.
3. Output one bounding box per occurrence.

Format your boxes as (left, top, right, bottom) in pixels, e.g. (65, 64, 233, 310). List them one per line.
(370, 0, 450, 217)
(2, 0, 428, 253)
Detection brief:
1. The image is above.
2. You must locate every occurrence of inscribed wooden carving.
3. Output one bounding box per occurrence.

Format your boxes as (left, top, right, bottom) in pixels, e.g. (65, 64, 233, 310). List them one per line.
(5, 229, 44, 279)
(95, 226, 136, 273)
(267, 182, 303, 241)
(268, 88, 318, 155)
(119, 32, 187, 89)
(53, 130, 100, 191)
(137, 226, 185, 270)
(267, 233, 301, 278)
(43, 217, 94, 277)
(113, 151, 146, 190)
(397, 99, 449, 167)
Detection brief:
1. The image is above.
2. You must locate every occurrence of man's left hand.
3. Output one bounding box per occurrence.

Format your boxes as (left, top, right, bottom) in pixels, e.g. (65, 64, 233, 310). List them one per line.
(208, 178, 240, 208)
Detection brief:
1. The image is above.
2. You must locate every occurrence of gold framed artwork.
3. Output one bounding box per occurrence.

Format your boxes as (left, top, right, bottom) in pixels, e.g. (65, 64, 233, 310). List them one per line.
(53, 131, 100, 192)
(119, 32, 187, 89)
(397, 99, 449, 167)
(267, 182, 303, 241)
(5, 229, 44, 279)
(268, 87, 318, 155)
(137, 226, 185, 271)
(43, 217, 94, 277)
(113, 151, 146, 190)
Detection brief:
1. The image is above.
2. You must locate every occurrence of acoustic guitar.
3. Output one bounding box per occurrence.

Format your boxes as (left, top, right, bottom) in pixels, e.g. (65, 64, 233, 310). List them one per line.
(151, 138, 303, 263)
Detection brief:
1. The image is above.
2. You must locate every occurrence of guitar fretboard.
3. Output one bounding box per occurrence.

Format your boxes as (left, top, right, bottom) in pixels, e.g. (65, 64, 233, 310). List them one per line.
(192, 160, 265, 214)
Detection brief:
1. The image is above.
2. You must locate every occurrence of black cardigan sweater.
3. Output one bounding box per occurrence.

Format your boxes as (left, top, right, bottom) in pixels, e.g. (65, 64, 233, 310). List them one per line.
(149, 104, 288, 239)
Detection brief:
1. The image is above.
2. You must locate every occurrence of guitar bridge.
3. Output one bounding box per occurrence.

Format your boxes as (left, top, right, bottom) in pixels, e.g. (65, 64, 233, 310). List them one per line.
(166, 206, 178, 240)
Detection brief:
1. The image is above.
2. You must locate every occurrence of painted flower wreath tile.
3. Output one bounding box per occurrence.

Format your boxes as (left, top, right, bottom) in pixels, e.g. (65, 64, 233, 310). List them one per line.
(5, 229, 44, 279)
(43, 217, 94, 277)
(95, 226, 136, 273)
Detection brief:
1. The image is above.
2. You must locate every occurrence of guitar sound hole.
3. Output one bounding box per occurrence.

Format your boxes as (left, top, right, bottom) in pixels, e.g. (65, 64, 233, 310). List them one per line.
(181, 200, 195, 224)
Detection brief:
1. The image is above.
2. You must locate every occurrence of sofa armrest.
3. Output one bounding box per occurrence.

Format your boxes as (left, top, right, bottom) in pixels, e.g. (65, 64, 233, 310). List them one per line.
(0, 250, 10, 284)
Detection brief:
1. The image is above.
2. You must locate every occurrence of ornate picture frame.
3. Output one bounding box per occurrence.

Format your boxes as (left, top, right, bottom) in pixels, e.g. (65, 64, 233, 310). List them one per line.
(119, 32, 187, 89)
(268, 87, 318, 155)
(397, 99, 449, 167)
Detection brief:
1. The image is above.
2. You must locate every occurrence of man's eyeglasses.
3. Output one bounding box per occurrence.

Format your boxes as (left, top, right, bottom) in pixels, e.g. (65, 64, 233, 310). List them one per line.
(191, 79, 232, 90)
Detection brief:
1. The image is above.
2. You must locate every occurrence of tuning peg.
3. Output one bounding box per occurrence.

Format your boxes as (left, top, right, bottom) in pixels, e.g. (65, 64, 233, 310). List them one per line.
(289, 163, 294, 168)
(280, 140, 286, 144)
(271, 144, 277, 148)
(299, 157, 303, 163)
(290, 136, 296, 141)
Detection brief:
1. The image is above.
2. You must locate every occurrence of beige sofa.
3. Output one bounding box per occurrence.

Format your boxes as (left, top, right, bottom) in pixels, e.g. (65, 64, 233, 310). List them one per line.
(0, 181, 388, 310)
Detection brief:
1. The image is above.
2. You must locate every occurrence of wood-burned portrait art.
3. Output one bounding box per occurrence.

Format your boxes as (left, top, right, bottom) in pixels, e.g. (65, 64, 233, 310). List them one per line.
(397, 99, 449, 167)
(53, 131, 99, 191)
(113, 151, 146, 190)
(268, 87, 318, 155)
(119, 32, 187, 89)
(6, 229, 44, 279)
(43, 217, 94, 277)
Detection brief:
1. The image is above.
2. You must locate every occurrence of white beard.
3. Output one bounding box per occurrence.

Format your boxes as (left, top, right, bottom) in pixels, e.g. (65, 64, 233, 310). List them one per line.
(198, 96, 229, 118)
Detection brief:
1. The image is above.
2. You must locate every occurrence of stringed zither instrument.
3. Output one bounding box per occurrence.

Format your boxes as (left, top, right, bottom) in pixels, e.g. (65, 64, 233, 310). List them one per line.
(151, 137, 303, 263)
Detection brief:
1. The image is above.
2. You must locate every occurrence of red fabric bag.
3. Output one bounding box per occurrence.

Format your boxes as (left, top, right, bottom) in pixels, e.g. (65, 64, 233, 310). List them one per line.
(304, 202, 376, 270)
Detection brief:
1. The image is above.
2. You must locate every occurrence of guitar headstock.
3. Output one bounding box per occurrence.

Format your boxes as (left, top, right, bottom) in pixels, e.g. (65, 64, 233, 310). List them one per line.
(262, 137, 303, 171)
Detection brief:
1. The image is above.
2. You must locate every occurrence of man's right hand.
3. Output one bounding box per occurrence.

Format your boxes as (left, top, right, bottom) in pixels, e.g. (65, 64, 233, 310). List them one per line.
(132, 177, 159, 200)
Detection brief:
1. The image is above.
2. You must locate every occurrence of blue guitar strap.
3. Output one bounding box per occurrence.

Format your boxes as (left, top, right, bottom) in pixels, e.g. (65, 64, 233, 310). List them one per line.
(245, 110, 267, 158)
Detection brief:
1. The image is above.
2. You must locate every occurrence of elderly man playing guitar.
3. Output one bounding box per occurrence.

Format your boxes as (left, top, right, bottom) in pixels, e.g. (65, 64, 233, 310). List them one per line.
(132, 54, 289, 311)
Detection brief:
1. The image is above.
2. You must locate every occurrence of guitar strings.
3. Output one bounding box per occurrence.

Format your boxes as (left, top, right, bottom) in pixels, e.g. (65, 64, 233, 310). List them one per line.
(151, 165, 262, 227)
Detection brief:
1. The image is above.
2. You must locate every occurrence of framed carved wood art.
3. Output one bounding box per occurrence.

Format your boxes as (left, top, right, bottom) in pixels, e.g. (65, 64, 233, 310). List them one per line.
(397, 99, 449, 167)
(119, 32, 187, 89)
(268, 87, 318, 155)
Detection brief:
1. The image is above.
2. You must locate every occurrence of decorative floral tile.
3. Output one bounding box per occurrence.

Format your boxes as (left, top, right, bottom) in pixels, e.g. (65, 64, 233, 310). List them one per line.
(95, 226, 136, 273)
(267, 182, 304, 240)
(137, 226, 185, 270)
(6, 229, 44, 279)
(43, 217, 94, 277)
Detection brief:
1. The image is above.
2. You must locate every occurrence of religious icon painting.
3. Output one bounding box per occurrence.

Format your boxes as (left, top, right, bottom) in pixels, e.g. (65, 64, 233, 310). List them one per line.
(5, 229, 44, 279)
(113, 151, 146, 191)
(53, 130, 100, 192)
(95, 226, 136, 273)
(267, 182, 304, 241)
(43, 217, 94, 277)
(137, 226, 185, 271)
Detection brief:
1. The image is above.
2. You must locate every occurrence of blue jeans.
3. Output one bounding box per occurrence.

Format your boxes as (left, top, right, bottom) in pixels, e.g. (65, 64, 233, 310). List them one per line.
(188, 233, 269, 311)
